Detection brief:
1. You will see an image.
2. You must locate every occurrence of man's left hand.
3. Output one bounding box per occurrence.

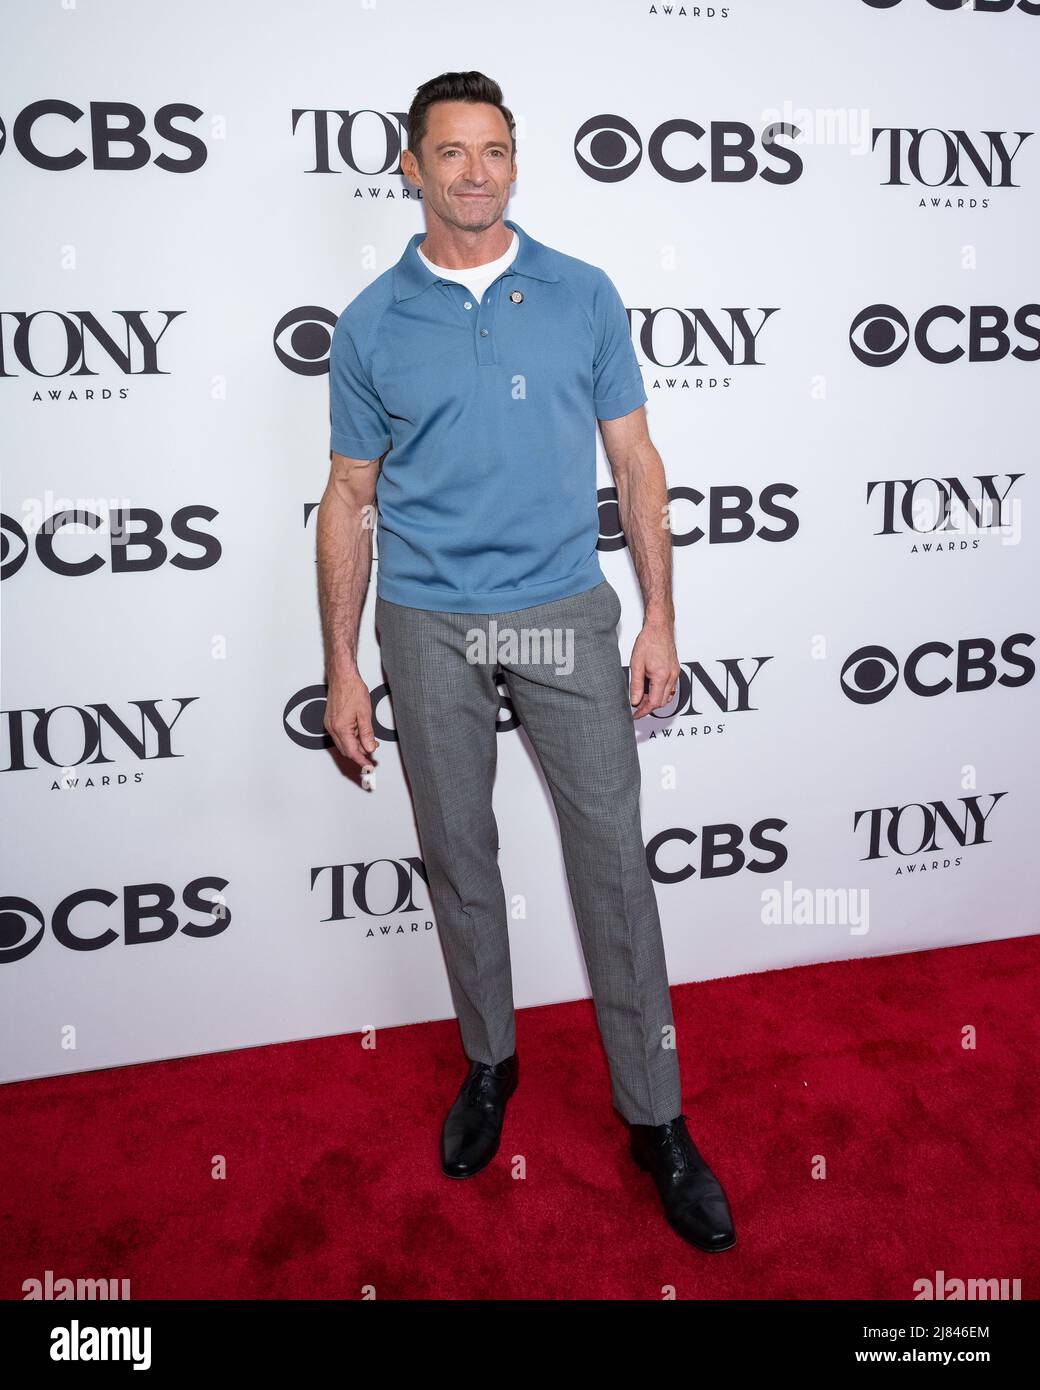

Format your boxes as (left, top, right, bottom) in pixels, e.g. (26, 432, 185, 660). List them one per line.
(628, 622, 681, 719)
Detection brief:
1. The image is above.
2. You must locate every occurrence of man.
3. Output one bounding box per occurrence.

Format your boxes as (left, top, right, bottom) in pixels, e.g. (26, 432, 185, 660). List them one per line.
(317, 71, 735, 1254)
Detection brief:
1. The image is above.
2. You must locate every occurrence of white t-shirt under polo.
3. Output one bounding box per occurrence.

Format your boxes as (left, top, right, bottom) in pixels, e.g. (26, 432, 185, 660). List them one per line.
(417, 230, 518, 305)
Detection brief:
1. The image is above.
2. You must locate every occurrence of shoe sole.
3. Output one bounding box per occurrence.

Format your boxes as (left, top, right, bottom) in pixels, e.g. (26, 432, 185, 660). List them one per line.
(440, 1069, 518, 1179)
(630, 1143, 737, 1253)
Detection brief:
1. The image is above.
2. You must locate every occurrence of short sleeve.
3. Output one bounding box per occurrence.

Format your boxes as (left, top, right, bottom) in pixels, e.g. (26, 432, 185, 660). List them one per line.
(592, 270, 648, 420)
(329, 313, 392, 460)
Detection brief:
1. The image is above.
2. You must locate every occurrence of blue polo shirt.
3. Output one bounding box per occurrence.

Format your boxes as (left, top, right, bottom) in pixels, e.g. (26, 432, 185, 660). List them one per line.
(328, 217, 647, 613)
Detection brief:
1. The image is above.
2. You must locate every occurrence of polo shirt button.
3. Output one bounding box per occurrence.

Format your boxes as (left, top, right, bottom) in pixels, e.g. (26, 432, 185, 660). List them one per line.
(480, 328, 489, 337)
(464, 301, 472, 310)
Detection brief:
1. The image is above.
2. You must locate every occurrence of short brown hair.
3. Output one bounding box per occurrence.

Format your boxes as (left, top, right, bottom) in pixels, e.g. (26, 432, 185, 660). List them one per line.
(407, 71, 516, 169)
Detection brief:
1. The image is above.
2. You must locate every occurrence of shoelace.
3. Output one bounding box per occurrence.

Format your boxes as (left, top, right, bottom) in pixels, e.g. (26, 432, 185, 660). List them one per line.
(463, 1066, 506, 1104)
(656, 1119, 698, 1176)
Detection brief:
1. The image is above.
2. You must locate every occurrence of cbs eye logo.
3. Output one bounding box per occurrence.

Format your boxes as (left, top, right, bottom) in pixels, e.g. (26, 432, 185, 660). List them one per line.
(841, 645, 901, 704)
(283, 684, 335, 749)
(1, 513, 28, 579)
(282, 682, 410, 748)
(574, 114, 643, 183)
(0, 898, 45, 964)
(849, 305, 910, 366)
(274, 306, 338, 376)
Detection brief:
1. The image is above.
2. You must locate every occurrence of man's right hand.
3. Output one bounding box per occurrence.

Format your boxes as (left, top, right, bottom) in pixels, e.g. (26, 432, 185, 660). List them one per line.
(324, 669, 380, 772)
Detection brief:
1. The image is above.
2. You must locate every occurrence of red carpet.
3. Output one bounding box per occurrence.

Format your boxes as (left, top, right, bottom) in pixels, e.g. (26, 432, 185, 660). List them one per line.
(2, 935, 1037, 1301)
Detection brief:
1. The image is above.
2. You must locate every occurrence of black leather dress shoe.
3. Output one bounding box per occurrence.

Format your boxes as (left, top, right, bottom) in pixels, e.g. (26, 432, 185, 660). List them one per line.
(629, 1114, 736, 1252)
(440, 1052, 519, 1178)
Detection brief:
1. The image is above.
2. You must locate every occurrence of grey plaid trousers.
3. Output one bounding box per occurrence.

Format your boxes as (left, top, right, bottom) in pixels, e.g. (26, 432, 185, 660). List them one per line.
(374, 577, 682, 1126)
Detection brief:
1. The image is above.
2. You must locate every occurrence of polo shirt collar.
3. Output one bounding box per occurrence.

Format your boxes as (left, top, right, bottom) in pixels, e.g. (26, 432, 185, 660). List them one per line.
(392, 218, 559, 301)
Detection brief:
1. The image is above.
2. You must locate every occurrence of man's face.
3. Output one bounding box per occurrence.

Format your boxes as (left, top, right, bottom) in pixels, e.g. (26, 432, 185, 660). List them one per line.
(406, 100, 517, 232)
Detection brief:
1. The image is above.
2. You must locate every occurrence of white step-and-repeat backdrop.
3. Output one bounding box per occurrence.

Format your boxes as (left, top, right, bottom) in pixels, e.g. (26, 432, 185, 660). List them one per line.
(3, 0, 1038, 1084)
